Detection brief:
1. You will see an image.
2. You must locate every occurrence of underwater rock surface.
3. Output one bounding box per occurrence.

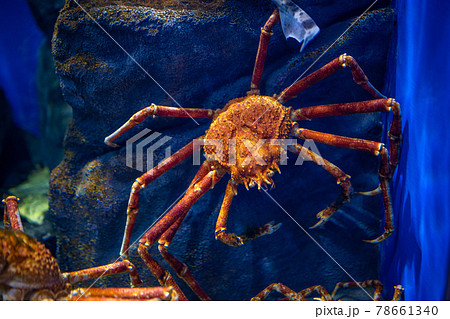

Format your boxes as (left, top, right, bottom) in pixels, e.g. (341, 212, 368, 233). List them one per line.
(51, 0, 394, 300)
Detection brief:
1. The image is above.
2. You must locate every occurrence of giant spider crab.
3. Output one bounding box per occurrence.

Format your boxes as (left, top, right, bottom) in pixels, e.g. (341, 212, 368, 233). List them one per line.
(1, 196, 177, 300)
(105, 9, 402, 300)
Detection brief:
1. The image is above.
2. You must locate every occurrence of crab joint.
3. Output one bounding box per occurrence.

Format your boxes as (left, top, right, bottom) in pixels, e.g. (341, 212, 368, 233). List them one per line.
(339, 53, 349, 67)
(337, 175, 351, 185)
(261, 26, 274, 36)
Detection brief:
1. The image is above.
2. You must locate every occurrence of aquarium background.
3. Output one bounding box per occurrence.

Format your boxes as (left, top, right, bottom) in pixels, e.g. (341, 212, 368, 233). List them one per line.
(0, 0, 42, 137)
(1, 0, 450, 301)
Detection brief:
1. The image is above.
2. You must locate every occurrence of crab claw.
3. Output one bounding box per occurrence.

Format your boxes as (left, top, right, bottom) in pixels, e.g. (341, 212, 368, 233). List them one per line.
(104, 137, 120, 148)
(240, 221, 282, 244)
(310, 217, 329, 229)
(309, 207, 334, 229)
(363, 230, 393, 244)
(265, 221, 282, 234)
(356, 185, 382, 196)
(253, 221, 282, 238)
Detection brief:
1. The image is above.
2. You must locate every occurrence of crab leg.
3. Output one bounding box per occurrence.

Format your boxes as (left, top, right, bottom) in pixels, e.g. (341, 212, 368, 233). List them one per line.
(187, 161, 211, 191)
(68, 287, 177, 301)
(297, 285, 333, 300)
(2, 196, 23, 231)
(372, 148, 394, 243)
(291, 99, 391, 121)
(331, 280, 383, 301)
(252, 283, 332, 301)
(215, 180, 242, 247)
(332, 280, 404, 301)
(120, 138, 202, 257)
(251, 283, 305, 301)
(138, 170, 223, 300)
(249, 8, 280, 95)
(63, 260, 142, 287)
(157, 163, 213, 300)
(215, 180, 281, 247)
(291, 98, 402, 173)
(2, 196, 22, 231)
(392, 285, 404, 301)
(158, 216, 211, 300)
(294, 128, 384, 155)
(252, 281, 402, 301)
(105, 104, 214, 147)
(292, 128, 394, 243)
(277, 54, 386, 103)
(158, 212, 211, 300)
(288, 144, 352, 229)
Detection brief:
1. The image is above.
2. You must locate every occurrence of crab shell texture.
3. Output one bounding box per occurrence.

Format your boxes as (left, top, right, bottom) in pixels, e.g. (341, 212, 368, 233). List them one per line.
(204, 95, 292, 187)
(0, 229, 65, 300)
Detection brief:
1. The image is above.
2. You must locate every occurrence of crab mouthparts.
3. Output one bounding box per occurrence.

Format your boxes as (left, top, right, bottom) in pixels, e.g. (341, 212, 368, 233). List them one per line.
(241, 162, 281, 190)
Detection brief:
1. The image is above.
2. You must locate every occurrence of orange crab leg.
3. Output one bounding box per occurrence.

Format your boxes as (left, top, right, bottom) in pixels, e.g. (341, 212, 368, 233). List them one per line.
(139, 170, 223, 246)
(138, 170, 223, 300)
(392, 285, 404, 301)
(292, 99, 392, 120)
(249, 8, 280, 95)
(157, 218, 210, 300)
(252, 283, 332, 301)
(297, 285, 333, 300)
(63, 259, 142, 287)
(215, 180, 281, 247)
(138, 246, 188, 300)
(288, 144, 352, 229)
(155, 162, 212, 300)
(253, 280, 402, 301)
(187, 161, 211, 191)
(105, 105, 214, 147)
(292, 128, 394, 243)
(251, 283, 304, 301)
(69, 297, 157, 301)
(294, 128, 384, 155)
(277, 54, 386, 103)
(2, 196, 23, 231)
(331, 280, 383, 300)
(120, 138, 202, 257)
(373, 148, 394, 243)
(68, 287, 177, 301)
(215, 180, 242, 247)
(331, 280, 403, 301)
(291, 98, 402, 173)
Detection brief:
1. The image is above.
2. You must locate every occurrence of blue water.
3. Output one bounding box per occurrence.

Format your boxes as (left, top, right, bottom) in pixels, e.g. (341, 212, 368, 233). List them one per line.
(381, 0, 450, 300)
(0, 0, 43, 136)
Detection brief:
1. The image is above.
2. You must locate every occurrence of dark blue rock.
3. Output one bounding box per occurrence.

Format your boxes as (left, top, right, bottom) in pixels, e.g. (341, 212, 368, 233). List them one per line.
(50, 0, 395, 300)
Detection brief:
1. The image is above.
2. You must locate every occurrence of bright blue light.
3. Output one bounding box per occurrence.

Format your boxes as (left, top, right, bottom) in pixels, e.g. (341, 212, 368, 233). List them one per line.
(0, 0, 43, 137)
(381, 0, 450, 301)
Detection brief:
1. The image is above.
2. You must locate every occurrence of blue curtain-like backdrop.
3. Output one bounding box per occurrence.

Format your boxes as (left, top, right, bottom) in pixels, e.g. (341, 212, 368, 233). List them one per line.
(381, 0, 450, 301)
(0, 0, 43, 137)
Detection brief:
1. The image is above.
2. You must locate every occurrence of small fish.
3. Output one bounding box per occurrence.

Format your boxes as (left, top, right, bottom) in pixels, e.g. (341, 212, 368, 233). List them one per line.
(271, 0, 320, 51)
